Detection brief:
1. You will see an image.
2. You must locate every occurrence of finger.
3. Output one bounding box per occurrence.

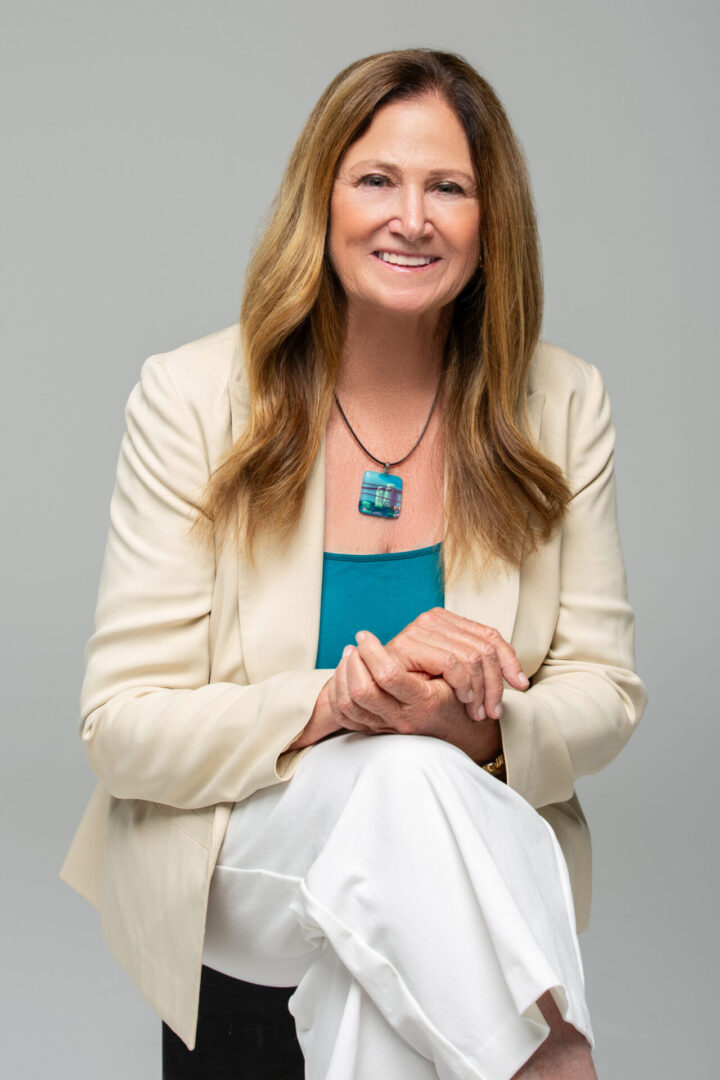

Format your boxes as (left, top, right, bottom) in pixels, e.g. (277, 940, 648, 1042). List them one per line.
(335, 648, 379, 728)
(414, 609, 528, 690)
(475, 639, 504, 720)
(346, 641, 410, 723)
(436, 611, 529, 689)
(344, 646, 383, 718)
(384, 635, 475, 704)
(388, 607, 526, 715)
(326, 652, 384, 733)
(475, 624, 529, 690)
(399, 625, 488, 719)
(445, 635, 502, 720)
(354, 631, 429, 707)
(413, 627, 503, 719)
(342, 646, 403, 729)
(406, 616, 527, 703)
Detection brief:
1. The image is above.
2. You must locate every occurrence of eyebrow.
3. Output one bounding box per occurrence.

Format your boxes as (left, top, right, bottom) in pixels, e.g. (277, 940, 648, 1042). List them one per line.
(346, 159, 476, 186)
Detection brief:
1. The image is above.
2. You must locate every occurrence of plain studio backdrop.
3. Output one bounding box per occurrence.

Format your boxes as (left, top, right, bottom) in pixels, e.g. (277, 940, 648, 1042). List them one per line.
(2, 2, 717, 1076)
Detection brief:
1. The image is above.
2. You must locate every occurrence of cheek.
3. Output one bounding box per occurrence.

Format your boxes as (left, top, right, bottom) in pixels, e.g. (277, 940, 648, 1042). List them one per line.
(458, 215, 481, 260)
(328, 195, 357, 271)
(327, 223, 341, 275)
(330, 187, 359, 232)
(328, 198, 377, 290)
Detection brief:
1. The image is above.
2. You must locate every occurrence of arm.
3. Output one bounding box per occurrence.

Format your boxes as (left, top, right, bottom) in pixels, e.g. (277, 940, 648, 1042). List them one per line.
(499, 361, 647, 808)
(79, 353, 331, 809)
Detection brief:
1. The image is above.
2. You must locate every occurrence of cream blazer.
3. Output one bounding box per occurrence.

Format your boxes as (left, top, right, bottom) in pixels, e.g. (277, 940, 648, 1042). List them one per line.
(60, 323, 646, 1049)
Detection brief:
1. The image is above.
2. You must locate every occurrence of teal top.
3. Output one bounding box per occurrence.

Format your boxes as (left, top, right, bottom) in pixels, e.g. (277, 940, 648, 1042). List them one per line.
(315, 543, 444, 669)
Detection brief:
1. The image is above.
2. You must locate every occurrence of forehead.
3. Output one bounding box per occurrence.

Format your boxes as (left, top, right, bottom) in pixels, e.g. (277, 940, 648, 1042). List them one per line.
(339, 93, 474, 171)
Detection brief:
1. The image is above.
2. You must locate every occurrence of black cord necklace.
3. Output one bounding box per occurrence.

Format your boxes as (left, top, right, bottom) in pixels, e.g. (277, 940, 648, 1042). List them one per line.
(333, 380, 442, 519)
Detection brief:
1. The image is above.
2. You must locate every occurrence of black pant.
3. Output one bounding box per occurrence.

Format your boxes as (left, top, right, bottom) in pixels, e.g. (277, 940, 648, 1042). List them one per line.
(162, 966, 304, 1079)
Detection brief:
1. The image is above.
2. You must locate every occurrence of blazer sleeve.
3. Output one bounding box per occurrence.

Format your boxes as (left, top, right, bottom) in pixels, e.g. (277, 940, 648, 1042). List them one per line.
(79, 354, 329, 809)
(499, 361, 647, 809)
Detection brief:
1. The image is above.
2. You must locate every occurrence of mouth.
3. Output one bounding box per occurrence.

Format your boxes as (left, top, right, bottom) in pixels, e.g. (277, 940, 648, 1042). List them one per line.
(372, 251, 441, 269)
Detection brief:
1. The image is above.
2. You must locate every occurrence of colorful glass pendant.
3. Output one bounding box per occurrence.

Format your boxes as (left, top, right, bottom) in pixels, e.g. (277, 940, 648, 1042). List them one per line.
(334, 378, 441, 522)
(359, 468, 403, 518)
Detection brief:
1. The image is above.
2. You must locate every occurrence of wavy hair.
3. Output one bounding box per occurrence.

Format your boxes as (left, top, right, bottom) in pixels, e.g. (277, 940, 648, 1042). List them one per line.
(194, 48, 571, 578)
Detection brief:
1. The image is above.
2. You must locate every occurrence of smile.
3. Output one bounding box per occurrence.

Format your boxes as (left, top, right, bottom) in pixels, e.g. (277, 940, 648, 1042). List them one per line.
(373, 251, 441, 268)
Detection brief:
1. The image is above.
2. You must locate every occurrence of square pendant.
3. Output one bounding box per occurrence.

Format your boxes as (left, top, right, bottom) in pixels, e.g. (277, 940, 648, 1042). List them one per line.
(359, 470, 402, 518)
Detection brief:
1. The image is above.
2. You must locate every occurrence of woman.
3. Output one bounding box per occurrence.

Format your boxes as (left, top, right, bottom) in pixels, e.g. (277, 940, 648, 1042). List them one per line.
(61, 48, 646, 1079)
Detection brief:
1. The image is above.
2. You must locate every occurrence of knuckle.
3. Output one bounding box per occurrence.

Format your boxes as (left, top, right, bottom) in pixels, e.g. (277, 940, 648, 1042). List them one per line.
(417, 610, 436, 629)
(353, 682, 373, 707)
(485, 627, 518, 657)
(337, 689, 353, 713)
(479, 642, 497, 660)
(375, 665, 397, 687)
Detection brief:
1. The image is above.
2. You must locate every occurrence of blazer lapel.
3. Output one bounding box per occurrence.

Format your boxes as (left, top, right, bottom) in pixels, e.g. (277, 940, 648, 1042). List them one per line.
(230, 332, 326, 681)
(445, 390, 545, 644)
(237, 437, 326, 683)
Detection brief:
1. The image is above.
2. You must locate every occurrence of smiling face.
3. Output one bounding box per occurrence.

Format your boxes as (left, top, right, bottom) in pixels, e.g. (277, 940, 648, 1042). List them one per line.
(328, 93, 481, 322)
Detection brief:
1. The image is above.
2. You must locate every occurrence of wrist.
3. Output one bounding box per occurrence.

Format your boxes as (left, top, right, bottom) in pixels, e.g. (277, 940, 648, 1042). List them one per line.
(465, 718, 503, 772)
(287, 677, 343, 750)
(479, 750, 506, 781)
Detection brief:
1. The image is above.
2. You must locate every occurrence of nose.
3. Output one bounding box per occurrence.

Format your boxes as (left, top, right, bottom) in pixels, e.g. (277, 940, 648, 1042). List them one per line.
(388, 184, 433, 242)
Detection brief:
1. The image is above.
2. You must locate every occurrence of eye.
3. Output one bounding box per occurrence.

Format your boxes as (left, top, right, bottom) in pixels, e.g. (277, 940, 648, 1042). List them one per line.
(358, 174, 392, 189)
(434, 181, 465, 195)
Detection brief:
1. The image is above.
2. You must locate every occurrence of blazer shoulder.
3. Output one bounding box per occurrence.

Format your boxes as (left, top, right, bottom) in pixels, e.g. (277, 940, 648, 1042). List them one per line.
(527, 340, 604, 399)
(125, 324, 240, 471)
(529, 341, 615, 491)
(142, 323, 239, 404)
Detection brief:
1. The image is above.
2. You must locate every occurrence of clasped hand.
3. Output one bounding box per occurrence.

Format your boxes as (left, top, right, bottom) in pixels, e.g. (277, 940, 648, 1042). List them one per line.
(325, 608, 529, 744)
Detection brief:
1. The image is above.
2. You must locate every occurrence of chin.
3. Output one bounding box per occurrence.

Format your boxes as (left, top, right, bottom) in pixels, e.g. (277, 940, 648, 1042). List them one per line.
(363, 291, 445, 318)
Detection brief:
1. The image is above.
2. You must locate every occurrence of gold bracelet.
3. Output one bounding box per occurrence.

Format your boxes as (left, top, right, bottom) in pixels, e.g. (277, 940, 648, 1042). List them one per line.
(480, 751, 505, 777)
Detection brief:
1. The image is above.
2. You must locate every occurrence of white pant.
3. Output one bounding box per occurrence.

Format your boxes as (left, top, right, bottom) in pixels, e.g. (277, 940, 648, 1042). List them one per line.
(202, 732, 593, 1079)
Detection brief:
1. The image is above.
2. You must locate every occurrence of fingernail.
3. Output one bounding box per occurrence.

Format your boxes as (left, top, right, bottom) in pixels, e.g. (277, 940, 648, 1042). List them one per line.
(476, 704, 486, 721)
(343, 645, 354, 658)
(356, 631, 367, 642)
(494, 704, 503, 719)
(464, 689, 475, 702)
(518, 671, 529, 688)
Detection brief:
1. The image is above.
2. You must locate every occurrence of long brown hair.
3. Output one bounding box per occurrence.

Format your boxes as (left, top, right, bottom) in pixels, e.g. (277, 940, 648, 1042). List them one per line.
(194, 48, 570, 578)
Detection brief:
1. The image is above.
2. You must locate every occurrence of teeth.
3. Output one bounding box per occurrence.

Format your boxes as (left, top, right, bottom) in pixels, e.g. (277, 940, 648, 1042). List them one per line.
(376, 251, 437, 267)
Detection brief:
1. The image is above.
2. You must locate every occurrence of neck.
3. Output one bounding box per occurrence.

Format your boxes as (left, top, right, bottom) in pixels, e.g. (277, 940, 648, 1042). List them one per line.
(336, 303, 451, 400)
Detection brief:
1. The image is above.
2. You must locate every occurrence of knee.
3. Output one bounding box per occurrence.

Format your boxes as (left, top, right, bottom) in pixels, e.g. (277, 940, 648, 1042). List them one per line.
(315, 736, 466, 883)
(348, 733, 477, 818)
(353, 732, 548, 847)
(356, 732, 467, 780)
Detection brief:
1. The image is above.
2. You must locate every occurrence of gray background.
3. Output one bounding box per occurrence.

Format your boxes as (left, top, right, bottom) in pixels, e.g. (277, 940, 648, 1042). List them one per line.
(3, 1, 718, 1076)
